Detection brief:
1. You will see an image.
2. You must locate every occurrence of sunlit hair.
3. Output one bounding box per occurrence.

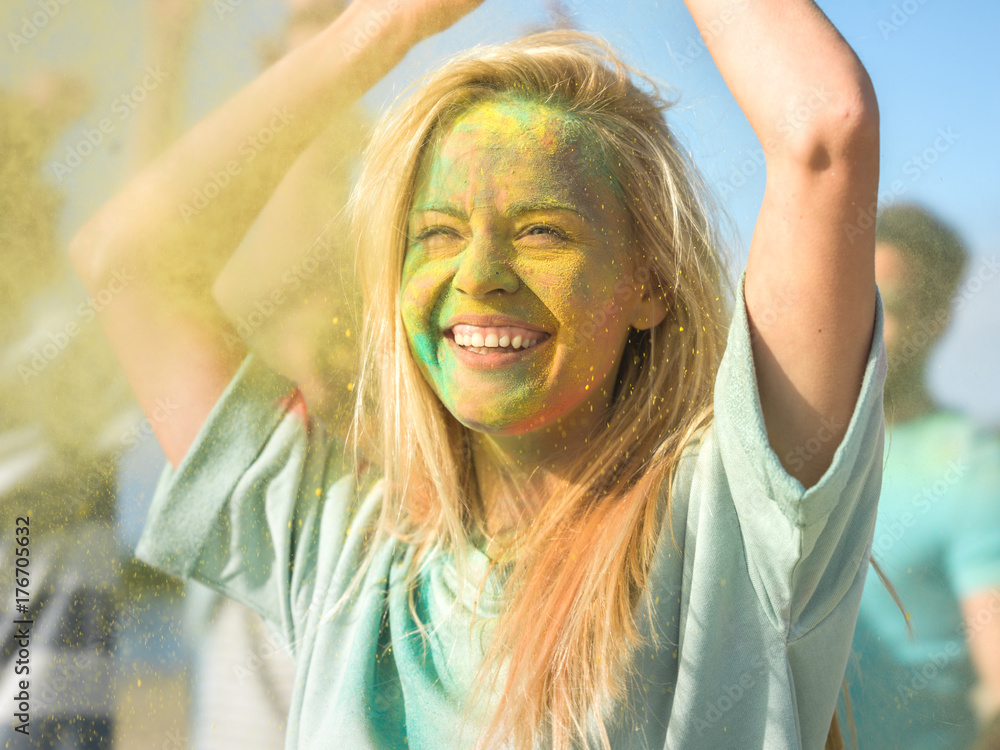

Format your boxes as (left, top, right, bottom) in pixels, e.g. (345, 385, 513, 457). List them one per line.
(348, 30, 734, 749)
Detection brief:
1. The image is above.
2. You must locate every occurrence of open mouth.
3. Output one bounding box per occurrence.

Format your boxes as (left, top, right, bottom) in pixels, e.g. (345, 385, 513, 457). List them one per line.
(447, 323, 550, 355)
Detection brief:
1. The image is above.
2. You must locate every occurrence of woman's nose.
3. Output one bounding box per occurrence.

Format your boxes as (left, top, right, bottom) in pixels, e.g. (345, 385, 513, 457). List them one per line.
(453, 233, 520, 297)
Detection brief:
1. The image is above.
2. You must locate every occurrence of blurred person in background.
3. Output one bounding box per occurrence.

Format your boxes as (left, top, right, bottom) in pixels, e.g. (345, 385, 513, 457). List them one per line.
(134, 0, 363, 747)
(0, 72, 135, 749)
(845, 204, 1000, 750)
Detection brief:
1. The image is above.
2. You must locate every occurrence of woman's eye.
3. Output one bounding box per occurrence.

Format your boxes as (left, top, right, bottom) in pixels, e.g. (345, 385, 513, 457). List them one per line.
(412, 226, 460, 244)
(523, 225, 567, 240)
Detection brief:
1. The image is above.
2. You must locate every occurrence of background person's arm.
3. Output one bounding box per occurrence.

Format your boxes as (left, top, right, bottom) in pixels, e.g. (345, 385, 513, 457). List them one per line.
(683, 0, 879, 488)
(70, 0, 483, 469)
(964, 588, 1000, 750)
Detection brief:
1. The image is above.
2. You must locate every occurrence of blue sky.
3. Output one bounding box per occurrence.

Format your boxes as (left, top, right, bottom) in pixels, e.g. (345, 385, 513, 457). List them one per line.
(4, 0, 999, 424)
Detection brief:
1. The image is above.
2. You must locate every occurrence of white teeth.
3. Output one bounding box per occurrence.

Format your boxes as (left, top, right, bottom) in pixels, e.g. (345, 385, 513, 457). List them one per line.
(450, 329, 545, 351)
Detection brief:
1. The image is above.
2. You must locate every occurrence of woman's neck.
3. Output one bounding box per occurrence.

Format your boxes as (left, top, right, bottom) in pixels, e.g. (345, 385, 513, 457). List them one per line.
(470, 427, 587, 537)
(467, 380, 619, 536)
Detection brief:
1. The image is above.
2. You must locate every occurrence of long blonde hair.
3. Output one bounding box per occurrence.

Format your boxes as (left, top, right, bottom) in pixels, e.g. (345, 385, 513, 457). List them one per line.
(349, 30, 741, 749)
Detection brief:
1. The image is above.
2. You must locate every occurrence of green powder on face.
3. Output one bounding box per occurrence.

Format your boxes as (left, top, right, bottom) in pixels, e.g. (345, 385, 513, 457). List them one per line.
(400, 98, 642, 438)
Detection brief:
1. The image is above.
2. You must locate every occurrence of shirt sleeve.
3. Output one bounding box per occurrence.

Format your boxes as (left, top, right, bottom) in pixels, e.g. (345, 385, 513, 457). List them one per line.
(947, 431, 1000, 598)
(135, 354, 362, 651)
(712, 274, 887, 639)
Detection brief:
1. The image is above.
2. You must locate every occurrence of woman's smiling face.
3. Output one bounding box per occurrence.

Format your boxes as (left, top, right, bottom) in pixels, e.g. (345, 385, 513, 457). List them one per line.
(401, 98, 662, 437)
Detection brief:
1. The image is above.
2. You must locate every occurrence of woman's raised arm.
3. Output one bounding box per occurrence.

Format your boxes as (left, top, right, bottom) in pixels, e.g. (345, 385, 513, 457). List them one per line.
(70, 0, 483, 468)
(683, 0, 880, 487)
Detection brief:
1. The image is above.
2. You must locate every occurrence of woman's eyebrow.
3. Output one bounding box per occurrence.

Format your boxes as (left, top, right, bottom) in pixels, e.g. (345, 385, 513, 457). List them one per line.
(409, 203, 466, 220)
(409, 199, 587, 221)
(504, 199, 585, 220)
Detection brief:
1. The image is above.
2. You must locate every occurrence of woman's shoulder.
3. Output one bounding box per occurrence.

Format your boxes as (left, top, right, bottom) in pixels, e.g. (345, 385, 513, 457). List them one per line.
(642, 422, 717, 565)
(663, 422, 716, 509)
(136, 352, 372, 579)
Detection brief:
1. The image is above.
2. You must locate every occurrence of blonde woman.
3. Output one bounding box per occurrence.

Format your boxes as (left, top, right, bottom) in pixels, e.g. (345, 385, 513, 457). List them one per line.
(71, 1, 885, 747)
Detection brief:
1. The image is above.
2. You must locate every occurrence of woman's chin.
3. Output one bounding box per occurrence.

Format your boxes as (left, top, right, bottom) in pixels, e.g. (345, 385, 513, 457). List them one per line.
(447, 405, 559, 438)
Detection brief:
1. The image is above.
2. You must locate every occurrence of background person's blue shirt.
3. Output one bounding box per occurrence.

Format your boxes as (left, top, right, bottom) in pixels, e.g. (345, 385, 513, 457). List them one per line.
(845, 411, 1000, 749)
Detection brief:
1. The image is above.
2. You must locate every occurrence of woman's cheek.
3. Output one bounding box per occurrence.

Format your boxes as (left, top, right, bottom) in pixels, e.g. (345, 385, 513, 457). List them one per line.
(400, 262, 452, 373)
(562, 281, 635, 393)
(559, 277, 629, 344)
(402, 251, 456, 315)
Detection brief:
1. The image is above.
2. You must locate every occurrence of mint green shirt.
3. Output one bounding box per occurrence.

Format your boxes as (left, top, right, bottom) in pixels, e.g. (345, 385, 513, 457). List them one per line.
(137, 291, 887, 749)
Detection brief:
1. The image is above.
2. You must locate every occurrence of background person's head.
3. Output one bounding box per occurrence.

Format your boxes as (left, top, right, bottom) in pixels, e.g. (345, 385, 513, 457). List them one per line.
(347, 31, 730, 750)
(874, 204, 967, 412)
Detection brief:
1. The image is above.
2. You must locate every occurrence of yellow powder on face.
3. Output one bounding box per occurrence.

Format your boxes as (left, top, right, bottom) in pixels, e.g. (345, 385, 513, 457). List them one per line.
(448, 98, 582, 156)
(401, 99, 639, 437)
